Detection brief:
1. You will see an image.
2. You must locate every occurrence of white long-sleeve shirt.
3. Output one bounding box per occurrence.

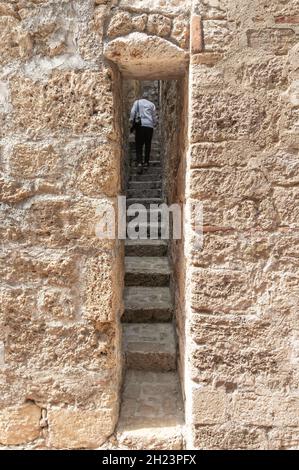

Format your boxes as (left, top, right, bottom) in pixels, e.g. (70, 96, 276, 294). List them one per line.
(130, 99, 157, 128)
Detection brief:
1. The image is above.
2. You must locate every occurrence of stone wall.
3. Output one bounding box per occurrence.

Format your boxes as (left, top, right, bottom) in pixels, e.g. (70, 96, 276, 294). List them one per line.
(0, 0, 298, 450)
(186, 0, 299, 450)
(160, 78, 188, 398)
(0, 0, 123, 449)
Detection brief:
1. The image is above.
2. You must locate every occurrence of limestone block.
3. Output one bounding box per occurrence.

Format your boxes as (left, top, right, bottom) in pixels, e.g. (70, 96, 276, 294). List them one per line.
(9, 144, 61, 180)
(38, 288, 76, 321)
(147, 14, 172, 37)
(107, 11, 132, 37)
(0, 287, 37, 327)
(132, 14, 147, 32)
(203, 20, 233, 52)
(189, 315, 286, 386)
(19, 197, 117, 249)
(0, 175, 35, 204)
(238, 56, 288, 90)
(273, 187, 299, 227)
(260, 148, 299, 186)
(72, 143, 120, 197)
(268, 428, 299, 450)
(48, 406, 117, 449)
(233, 394, 299, 427)
(189, 142, 259, 168)
(189, 168, 270, 201)
(192, 424, 268, 450)
(24, 369, 119, 408)
(11, 70, 115, 138)
(191, 388, 228, 425)
(0, 403, 41, 445)
(190, 92, 272, 143)
(104, 32, 188, 79)
(171, 14, 189, 49)
(190, 267, 255, 313)
(119, 0, 190, 16)
(265, 0, 299, 17)
(82, 252, 123, 323)
(194, 0, 228, 20)
(7, 321, 117, 374)
(247, 28, 297, 55)
(0, 2, 20, 19)
(0, 248, 79, 287)
(0, 16, 32, 66)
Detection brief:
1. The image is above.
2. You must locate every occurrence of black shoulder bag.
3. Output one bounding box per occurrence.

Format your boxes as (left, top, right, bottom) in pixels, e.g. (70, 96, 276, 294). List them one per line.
(130, 100, 142, 133)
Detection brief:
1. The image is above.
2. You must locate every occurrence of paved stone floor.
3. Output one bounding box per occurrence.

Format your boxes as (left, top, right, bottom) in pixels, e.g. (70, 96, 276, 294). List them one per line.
(117, 370, 184, 449)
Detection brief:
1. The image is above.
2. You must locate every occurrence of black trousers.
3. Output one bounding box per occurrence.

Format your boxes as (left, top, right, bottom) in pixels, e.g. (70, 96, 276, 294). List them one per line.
(135, 126, 153, 164)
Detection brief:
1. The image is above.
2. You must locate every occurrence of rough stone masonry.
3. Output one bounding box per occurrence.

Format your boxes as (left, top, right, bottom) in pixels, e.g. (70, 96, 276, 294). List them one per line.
(0, 0, 298, 450)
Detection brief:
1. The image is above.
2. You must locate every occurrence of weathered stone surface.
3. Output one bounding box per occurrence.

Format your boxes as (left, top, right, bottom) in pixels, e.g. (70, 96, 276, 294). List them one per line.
(11, 70, 115, 137)
(195, 0, 228, 20)
(72, 143, 120, 197)
(132, 14, 147, 32)
(9, 144, 61, 180)
(247, 28, 297, 55)
(119, 0, 190, 16)
(0, 16, 32, 65)
(203, 19, 234, 52)
(104, 32, 188, 79)
(189, 314, 292, 389)
(190, 14, 202, 53)
(189, 168, 271, 201)
(171, 14, 189, 49)
(192, 424, 268, 450)
(190, 91, 280, 143)
(0, 403, 41, 445)
(1, 0, 299, 452)
(232, 394, 299, 427)
(0, 248, 79, 291)
(117, 370, 184, 450)
(147, 14, 172, 37)
(192, 388, 228, 425)
(83, 252, 123, 323)
(48, 406, 116, 449)
(107, 11, 132, 38)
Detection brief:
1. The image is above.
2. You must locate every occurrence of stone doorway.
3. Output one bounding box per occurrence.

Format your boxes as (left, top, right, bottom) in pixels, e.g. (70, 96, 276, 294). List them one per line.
(116, 77, 188, 448)
(104, 25, 189, 446)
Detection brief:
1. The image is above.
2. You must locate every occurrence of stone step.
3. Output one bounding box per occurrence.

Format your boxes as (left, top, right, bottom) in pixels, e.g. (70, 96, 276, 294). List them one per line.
(117, 370, 184, 450)
(130, 167, 162, 176)
(123, 286, 172, 322)
(130, 174, 162, 182)
(128, 181, 162, 190)
(123, 323, 176, 371)
(127, 188, 162, 199)
(126, 198, 164, 209)
(125, 225, 168, 240)
(126, 209, 163, 223)
(125, 239, 167, 257)
(130, 160, 162, 168)
(125, 256, 170, 287)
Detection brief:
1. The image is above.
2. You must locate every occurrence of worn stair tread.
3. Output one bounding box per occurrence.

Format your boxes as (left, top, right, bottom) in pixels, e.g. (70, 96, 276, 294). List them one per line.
(117, 370, 184, 450)
(123, 286, 172, 322)
(128, 181, 162, 189)
(127, 189, 162, 199)
(125, 256, 170, 287)
(125, 239, 168, 257)
(123, 323, 176, 371)
(125, 256, 170, 275)
(126, 198, 164, 207)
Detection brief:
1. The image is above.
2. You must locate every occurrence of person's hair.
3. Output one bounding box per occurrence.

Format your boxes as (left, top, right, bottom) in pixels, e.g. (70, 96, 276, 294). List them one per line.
(141, 90, 149, 100)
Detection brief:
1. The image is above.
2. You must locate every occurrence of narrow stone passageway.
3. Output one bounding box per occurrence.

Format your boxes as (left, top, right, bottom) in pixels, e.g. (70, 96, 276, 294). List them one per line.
(116, 82, 184, 449)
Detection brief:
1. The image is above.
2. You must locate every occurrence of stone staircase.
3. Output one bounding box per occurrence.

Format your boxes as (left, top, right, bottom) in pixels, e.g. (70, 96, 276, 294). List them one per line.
(116, 136, 184, 450)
